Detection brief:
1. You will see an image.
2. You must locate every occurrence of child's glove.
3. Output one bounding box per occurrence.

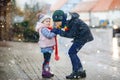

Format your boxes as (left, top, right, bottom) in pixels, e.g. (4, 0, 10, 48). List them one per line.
(51, 28, 61, 34)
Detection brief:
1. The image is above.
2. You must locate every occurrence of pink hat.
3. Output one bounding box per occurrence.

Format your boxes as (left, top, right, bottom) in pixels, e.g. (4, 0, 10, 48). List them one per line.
(38, 14, 51, 23)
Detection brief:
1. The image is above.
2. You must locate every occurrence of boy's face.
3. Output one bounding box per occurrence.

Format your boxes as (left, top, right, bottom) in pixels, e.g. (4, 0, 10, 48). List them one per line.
(43, 18, 51, 26)
(54, 21, 62, 28)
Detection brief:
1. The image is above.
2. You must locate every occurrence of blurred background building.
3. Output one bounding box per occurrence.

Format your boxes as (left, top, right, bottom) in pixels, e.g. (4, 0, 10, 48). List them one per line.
(50, 0, 120, 28)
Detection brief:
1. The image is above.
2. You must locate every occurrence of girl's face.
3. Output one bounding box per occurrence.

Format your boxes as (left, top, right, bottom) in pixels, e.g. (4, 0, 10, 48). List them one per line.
(54, 21, 62, 28)
(43, 18, 51, 26)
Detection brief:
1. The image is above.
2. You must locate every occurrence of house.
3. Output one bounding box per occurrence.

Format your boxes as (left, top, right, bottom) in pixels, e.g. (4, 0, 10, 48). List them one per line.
(92, 0, 120, 27)
(72, 0, 120, 27)
(71, 1, 97, 25)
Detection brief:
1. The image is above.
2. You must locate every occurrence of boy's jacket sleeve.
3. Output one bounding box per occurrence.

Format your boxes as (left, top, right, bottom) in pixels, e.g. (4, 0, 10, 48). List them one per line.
(59, 23, 78, 38)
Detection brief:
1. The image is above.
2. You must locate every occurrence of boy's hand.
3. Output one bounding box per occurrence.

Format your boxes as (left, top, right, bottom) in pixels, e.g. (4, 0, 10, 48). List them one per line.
(51, 28, 61, 34)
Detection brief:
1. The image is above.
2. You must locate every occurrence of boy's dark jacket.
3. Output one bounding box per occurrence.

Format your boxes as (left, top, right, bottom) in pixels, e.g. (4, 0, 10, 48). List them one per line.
(54, 13, 94, 43)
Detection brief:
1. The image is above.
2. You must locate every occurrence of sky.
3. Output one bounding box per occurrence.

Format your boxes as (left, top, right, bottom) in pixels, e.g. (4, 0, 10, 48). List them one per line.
(15, 0, 94, 10)
(15, 0, 94, 8)
(16, 0, 57, 10)
(16, 0, 57, 5)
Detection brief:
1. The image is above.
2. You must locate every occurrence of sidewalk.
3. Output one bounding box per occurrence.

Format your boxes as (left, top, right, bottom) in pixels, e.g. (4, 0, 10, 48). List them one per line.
(0, 41, 120, 80)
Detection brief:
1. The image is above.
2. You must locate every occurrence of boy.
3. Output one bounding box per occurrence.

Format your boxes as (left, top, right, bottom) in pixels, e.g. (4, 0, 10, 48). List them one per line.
(51, 10, 94, 79)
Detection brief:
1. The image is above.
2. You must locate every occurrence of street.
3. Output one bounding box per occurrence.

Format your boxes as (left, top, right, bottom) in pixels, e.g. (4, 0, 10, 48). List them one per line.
(0, 28, 120, 80)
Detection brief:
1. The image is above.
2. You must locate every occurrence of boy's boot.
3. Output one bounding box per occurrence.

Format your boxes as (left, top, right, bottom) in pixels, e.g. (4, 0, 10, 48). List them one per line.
(66, 70, 86, 79)
(77, 70, 86, 78)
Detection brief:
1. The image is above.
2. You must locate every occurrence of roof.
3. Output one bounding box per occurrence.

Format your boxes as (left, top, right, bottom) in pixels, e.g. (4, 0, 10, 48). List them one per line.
(109, 0, 120, 10)
(72, 0, 120, 12)
(71, 1, 97, 12)
(50, 0, 68, 11)
(92, 0, 113, 12)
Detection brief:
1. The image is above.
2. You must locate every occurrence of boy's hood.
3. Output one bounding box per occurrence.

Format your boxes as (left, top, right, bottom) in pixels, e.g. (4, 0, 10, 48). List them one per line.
(67, 12, 79, 20)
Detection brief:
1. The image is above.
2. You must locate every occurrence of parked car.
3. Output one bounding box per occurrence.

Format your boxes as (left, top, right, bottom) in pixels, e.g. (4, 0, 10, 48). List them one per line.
(113, 25, 120, 37)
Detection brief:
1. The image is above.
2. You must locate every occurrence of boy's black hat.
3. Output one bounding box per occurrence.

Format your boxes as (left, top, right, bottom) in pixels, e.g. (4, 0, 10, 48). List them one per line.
(52, 10, 66, 22)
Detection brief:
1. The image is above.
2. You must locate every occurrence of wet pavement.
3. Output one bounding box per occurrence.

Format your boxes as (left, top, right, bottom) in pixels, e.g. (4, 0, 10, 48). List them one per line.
(0, 39, 120, 80)
(0, 29, 120, 80)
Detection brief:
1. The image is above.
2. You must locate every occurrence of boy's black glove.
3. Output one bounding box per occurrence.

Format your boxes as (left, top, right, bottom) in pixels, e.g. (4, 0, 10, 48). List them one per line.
(51, 28, 61, 34)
